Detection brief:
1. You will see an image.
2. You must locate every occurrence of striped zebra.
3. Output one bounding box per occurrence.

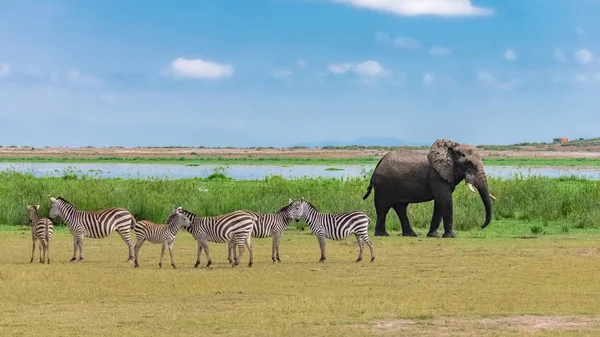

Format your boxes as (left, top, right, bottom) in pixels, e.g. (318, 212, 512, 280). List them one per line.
(133, 206, 192, 269)
(49, 197, 136, 262)
(182, 209, 256, 268)
(293, 198, 375, 263)
(227, 199, 303, 263)
(27, 204, 54, 264)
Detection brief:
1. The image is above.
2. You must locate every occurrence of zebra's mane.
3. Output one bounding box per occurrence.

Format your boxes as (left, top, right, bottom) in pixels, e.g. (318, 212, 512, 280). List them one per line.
(56, 196, 71, 204)
(300, 199, 319, 212)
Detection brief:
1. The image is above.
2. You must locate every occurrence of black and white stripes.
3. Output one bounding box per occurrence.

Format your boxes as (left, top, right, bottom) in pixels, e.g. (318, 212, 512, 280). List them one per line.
(133, 206, 192, 269)
(27, 204, 53, 264)
(294, 198, 375, 263)
(49, 197, 136, 262)
(182, 209, 256, 268)
(229, 199, 303, 263)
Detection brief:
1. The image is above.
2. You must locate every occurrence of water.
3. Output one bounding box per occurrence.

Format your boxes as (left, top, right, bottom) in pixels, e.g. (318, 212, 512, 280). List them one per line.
(1, 162, 600, 180)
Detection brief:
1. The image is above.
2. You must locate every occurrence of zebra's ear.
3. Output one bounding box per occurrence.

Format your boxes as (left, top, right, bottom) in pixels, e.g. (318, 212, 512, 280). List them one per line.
(50, 197, 57, 203)
(177, 206, 183, 213)
(288, 198, 292, 204)
(35, 204, 40, 210)
(301, 197, 305, 201)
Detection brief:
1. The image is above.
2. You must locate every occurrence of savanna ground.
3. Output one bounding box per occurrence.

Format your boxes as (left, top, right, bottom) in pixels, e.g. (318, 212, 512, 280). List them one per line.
(2, 226, 600, 337)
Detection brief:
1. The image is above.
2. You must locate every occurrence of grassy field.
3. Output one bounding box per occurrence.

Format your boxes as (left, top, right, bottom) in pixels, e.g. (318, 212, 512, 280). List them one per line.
(2, 155, 600, 166)
(3, 171, 600, 336)
(2, 227, 600, 336)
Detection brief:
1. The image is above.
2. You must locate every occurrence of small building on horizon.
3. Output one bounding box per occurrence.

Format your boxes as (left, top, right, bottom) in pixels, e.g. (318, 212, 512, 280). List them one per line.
(552, 137, 569, 145)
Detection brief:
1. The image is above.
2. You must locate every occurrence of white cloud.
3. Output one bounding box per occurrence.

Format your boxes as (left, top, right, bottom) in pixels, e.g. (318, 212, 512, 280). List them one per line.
(328, 60, 391, 78)
(328, 63, 353, 74)
(168, 57, 234, 79)
(475, 71, 516, 89)
(67, 69, 102, 85)
(353, 60, 390, 77)
(375, 32, 421, 49)
(575, 28, 587, 37)
(575, 49, 594, 64)
(503, 49, 517, 61)
(332, 0, 494, 17)
(554, 48, 567, 62)
(0, 63, 10, 78)
(423, 73, 435, 85)
(271, 69, 293, 78)
(429, 46, 452, 56)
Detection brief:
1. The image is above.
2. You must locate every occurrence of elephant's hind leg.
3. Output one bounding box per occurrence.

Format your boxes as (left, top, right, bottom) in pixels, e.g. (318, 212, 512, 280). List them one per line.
(374, 201, 391, 237)
(392, 203, 418, 237)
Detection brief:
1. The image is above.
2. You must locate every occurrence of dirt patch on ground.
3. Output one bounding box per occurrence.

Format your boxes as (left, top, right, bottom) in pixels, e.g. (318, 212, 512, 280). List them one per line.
(360, 315, 600, 336)
(2, 145, 600, 160)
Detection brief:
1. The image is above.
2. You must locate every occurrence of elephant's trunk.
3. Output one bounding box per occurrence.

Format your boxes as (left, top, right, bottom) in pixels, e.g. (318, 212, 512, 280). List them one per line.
(475, 172, 493, 229)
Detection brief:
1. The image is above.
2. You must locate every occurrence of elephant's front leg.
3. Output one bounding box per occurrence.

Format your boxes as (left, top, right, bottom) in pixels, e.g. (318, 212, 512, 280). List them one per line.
(427, 201, 443, 237)
(439, 197, 456, 238)
(392, 203, 417, 237)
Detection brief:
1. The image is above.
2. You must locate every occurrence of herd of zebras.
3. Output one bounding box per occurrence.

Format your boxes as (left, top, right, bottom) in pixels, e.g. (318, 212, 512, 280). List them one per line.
(26, 196, 375, 268)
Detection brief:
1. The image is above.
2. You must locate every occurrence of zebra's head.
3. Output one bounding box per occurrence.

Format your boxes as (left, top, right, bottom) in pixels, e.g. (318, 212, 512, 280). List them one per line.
(49, 197, 63, 220)
(287, 198, 305, 222)
(166, 206, 192, 229)
(26, 204, 40, 224)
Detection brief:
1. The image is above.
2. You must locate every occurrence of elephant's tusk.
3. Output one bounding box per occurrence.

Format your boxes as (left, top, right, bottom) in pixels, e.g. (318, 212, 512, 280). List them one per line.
(466, 182, 476, 193)
(489, 193, 497, 200)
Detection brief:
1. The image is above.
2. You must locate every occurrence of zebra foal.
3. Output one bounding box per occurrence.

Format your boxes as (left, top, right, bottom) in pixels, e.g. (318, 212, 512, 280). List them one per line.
(228, 199, 303, 263)
(293, 198, 375, 263)
(27, 204, 54, 264)
(49, 197, 136, 262)
(133, 206, 192, 269)
(182, 209, 256, 268)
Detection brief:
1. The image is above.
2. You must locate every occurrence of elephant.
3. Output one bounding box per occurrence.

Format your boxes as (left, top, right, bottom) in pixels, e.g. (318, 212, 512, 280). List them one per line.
(362, 139, 496, 238)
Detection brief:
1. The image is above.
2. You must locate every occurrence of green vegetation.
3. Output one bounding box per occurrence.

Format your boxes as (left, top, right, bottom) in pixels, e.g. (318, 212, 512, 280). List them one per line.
(2, 155, 600, 166)
(2, 169, 600, 234)
(563, 137, 600, 147)
(3, 231, 600, 336)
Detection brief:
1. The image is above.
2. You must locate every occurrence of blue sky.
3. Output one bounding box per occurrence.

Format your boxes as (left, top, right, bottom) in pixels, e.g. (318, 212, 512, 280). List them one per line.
(1, 0, 599, 147)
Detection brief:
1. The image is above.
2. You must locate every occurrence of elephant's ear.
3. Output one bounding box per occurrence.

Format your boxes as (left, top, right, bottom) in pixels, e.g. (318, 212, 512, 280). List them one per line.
(427, 139, 460, 183)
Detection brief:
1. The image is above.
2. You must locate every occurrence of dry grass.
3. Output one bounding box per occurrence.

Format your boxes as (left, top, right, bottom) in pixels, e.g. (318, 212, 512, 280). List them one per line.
(1, 230, 600, 336)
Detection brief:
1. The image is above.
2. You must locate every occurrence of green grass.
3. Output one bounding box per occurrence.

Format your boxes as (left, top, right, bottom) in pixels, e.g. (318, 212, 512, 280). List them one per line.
(2, 170, 600, 235)
(3, 230, 600, 336)
(2, 155, 600, 166)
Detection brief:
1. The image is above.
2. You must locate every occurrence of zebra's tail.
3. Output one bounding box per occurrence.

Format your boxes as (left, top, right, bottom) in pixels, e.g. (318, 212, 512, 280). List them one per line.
(130, 214, 137, 229)
(43, 221, 50, 245)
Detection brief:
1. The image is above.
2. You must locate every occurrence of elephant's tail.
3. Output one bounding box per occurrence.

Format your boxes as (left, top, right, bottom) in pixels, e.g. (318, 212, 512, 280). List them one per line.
(363, 179, 374, 200)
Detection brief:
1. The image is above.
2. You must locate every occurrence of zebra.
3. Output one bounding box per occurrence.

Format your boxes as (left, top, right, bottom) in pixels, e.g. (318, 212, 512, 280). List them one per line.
(182, 209, 256, 268)
(227, 199, 303, 263)
(49, 197, 136, 262)
(27, 204, 54, 264)
(133, 206, 192, 269)
(293, 198, 375, 263)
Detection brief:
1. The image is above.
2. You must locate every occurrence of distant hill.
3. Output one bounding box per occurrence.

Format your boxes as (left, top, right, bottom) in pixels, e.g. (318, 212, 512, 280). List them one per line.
(290, 137, 429, 148)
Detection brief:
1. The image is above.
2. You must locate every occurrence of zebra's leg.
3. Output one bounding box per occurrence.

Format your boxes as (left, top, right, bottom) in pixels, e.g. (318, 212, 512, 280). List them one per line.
(201, 241, 212, 268)
(227, 241, 234, 264)
(78, 235, 84, 261)
(354, 234, 364, 262)
(117, 227, 135, 262)
(317, 235, 326, 263)
(30, 237, 36, 263)
(168, 241, 176, 269)
(46, 242, 51, 264)
(70, 235, 77, 262)
(194, 241, 203, 268)
(364, 238, 375, 262)
(134, 239, 145, 268)
(39, 242, 43, 263)
(246, 236, 253, 268)
(233, 242, 245, 268)
(275, 232, 283, 263)
(159, 243, 166, 269)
